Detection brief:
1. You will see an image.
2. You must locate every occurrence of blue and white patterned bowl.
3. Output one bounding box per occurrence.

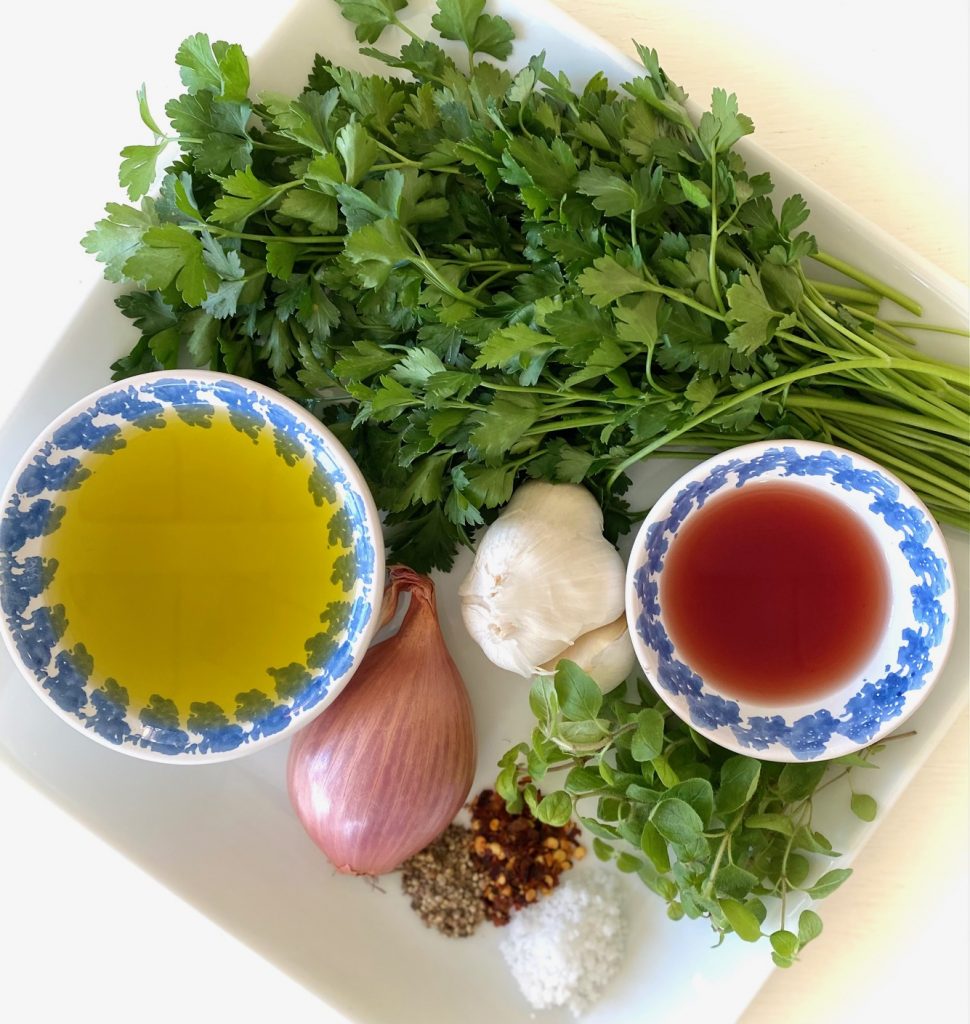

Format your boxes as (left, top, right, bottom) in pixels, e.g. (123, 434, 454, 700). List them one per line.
(0, 371, 384, 763)
(625, 440, 955, 762)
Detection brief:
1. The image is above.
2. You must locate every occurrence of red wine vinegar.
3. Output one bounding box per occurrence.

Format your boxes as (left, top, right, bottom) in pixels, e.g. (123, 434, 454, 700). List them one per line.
(661, 483, 890, 704)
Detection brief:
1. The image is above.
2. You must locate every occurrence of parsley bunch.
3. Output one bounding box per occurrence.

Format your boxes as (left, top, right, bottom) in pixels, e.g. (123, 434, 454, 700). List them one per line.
(499, 662, 894, 964)
(84, 0, 970, 570)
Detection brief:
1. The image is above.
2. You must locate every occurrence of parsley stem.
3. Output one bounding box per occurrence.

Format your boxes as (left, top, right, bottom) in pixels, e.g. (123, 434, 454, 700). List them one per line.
(777, 330, 856, 362)
(839, 415, 970, 461)
(708, 154, 727, 314)
(784, 395, 966, 439)
(931, 506, 970, 529)
(800, 302, 969, 419)
(461, 261, 532, 270)
(523, 415, 614, 437)
(643, 281, 727, 321)
(826, 425, 967, 505)
(807, 279, 881, 306)
(389, 15, 423, 44)
(479, 381, 637, 404)
(842, 306, 917, 346)
(884, 320, 970, 337)
(843, 311, 970, 388)
(837, 414, 970, 480)
(192, 225, 344, 245)
(246, 235, 340, 245)
(371, 160, 461, 175)
(684, 431, 772, 445)
(251, 139, 301, 153)
(800, 276, 910, 369)
(802, 298, 894, 360)
(374, 141, 418, 165)
(608, 356, 940, 487)
(402, 227, 484, 307)
(811, 251, 922, 315)
(470, 269, 515, 293)
(649, 447, 727, 460)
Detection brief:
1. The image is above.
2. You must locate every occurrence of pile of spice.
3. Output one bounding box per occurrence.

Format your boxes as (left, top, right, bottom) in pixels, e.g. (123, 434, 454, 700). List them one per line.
(399, 789, 585, 936)
(499, 870, 628, 1016)
(400, 824, 485, 938)
(469, 788, 584, 925)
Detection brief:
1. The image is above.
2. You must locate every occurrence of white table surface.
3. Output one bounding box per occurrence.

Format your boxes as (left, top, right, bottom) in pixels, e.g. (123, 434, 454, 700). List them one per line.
(1, 1, 966, 1022)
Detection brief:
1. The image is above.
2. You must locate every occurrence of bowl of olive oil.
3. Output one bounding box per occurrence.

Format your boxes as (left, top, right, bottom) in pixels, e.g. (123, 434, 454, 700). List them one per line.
(0, 372, 384, 762)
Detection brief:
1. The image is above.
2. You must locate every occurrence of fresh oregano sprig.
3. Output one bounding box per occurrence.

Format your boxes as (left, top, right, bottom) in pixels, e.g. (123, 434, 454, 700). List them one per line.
(497, 660, 895, 966)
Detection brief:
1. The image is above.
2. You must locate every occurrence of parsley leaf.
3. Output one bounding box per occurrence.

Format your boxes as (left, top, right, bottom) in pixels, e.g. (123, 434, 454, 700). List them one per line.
(335, 0, 408, 44)
(211, 167, 290, 227)
(725, 275, 797, 353)
(344, 217, 413, 286)
(578, 256, 651, 306)
(279, 189, 338, 232)
(470, 393, 541, 459)
(431, 0, 514, 62)
(119, 143, 168, 201)
(473, 323, 552, 369)
(123, 224, 214, 305)
(165, 92, 252, 173)
(176, 34, 250, 102)
(82, 201, 159, 283)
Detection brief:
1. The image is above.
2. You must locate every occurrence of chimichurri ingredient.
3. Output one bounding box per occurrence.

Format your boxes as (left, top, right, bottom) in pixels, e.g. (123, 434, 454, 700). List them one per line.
(400, 823, 485, 938)
(499, 869, 627, 1016)
(288, 566, 475, 875)
(83, 0, 970, 573)
(470, 787, 584, 925)
(498, 660, 892, 964)
(459, 481, 634, 688)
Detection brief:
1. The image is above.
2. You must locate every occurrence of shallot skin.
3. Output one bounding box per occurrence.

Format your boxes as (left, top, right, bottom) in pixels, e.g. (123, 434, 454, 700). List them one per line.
(287, 567, 476, 876)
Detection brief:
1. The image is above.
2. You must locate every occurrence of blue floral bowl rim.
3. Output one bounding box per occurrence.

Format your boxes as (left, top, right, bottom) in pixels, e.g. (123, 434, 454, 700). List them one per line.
(623, 438, 957, 763)
(0, 370, 386, 765)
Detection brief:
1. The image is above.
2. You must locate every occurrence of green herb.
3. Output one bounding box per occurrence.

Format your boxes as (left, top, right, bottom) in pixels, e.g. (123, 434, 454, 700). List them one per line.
(83, 0, 970, 570)
(497, 661, 904, 963)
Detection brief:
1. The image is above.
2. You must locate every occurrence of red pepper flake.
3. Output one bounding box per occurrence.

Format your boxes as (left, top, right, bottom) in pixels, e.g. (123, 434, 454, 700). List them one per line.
(469, 788, 584, 926)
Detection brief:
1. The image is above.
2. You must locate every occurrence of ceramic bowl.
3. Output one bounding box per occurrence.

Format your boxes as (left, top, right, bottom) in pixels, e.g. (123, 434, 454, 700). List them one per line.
(0, 371, 384, 763)
(625, 440, 956, 762)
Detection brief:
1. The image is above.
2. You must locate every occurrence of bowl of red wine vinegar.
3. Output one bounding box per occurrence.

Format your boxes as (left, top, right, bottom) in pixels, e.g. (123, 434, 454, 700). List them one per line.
(625, 441, 955, 762)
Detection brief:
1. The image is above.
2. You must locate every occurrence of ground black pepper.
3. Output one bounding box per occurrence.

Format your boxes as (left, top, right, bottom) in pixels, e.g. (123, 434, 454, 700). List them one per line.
(400, 823, 485, 938)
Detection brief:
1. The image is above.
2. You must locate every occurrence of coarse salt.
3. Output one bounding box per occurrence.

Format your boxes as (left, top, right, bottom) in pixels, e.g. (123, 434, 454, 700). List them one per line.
(499, 868, 627, 1017)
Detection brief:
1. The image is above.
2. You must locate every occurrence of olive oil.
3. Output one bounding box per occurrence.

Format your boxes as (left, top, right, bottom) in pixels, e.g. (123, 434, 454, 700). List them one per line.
(45, 410, 350, 719)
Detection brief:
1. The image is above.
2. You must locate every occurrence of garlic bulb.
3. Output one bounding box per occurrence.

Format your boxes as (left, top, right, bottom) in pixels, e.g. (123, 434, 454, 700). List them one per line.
(459, 482, 634, 688)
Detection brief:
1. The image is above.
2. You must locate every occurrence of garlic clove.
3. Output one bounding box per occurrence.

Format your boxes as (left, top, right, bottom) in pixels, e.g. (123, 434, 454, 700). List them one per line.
(459, 508, 626, 676)
(538, 615, 636, 692)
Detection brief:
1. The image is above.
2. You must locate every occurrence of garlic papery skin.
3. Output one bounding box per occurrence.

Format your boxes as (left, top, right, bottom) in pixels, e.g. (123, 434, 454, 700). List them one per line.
(538, 615, 636, 691)
(502, 479, 605, 536)
(458, 482, 626, 677)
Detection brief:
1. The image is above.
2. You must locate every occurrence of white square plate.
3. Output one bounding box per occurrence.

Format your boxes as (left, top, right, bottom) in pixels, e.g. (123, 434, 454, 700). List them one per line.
(0, 2, 966, 1022)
